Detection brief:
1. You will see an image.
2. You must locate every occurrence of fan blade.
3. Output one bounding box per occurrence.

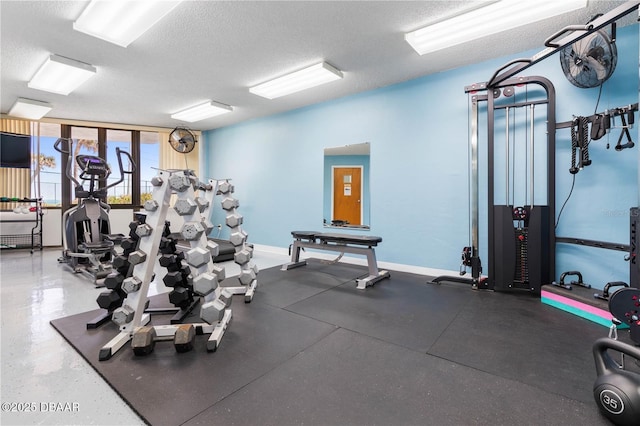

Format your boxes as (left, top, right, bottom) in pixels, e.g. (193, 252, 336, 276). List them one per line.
(568, 58, 582, 78)
(584, 56, 608, 80)
(573, 32, 599, 56)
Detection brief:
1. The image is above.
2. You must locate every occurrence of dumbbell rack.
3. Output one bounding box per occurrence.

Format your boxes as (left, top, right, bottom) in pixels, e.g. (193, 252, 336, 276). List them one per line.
(168, 177, 258, 302)
(213, 179, 258, 302)
(98, 170, 233, 361)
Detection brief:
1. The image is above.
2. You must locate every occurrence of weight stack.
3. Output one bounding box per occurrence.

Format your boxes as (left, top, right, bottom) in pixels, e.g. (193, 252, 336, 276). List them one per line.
(631, 207, 639, 289)
(492, 205, 551, 293)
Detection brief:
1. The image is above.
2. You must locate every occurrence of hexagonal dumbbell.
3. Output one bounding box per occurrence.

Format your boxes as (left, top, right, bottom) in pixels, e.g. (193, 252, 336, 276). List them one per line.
(143, 199, 159, 212)
(128, 250, 147, 265)
(218, 181, 234, 194)
(135, 223, 153, 238)
(122, 276, 142, 294)
(169, 287, 193, 309)
(173, 324, 196, 353)
(250, 263, 259, 275)
(229, 231, 247, 247)
(168, 174, 191, 192)
(159, 253, 184, 272)
(158, 237, 177, 255)
(200, 298, 226, 324)
(238, 268, 257, 286)
(193, 272, 218, 296)
(173, 198, 198, 216)
(120, 239, 137, 255)
(96, 289, 124, 311)
(221, 197, 239, 211)
(225, 214, 243, 228)
(150, 176, 164, 187)
(211, 264, 226, 282)
(195, 197, 209, 212)
(234, 249, 252, 266)
(219, 288, 234, 307)
(206, 240, 219, 258)
(132, 326, 156, 356)
(104, 271, 124, 290)
(112, 305, 135, 325)
(163, 267, 190, 287)
(201, 218, 215, 235)
(185, 247, 211, 268)
(181, 221, 204, 241)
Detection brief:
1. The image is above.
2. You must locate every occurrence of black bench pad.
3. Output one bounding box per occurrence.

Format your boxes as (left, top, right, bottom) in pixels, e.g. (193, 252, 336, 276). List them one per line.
(291, 231, 382, 247)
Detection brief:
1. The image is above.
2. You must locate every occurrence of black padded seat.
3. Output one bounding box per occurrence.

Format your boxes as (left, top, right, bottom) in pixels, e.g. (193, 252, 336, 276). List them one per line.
(317, 233, 382, 247)
(291, 231, 318, 241)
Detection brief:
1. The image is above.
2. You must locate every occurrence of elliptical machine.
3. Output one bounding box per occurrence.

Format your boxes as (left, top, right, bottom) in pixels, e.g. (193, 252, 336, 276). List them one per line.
(54, 138, 134, 285)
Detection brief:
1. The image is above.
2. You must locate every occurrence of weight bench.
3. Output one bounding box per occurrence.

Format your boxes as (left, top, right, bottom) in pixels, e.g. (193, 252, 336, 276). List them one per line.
(281, 231, 390, 289)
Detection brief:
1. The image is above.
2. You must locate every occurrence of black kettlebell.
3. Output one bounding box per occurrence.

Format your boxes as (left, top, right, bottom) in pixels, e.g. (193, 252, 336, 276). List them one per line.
(592, 337, 640, 426)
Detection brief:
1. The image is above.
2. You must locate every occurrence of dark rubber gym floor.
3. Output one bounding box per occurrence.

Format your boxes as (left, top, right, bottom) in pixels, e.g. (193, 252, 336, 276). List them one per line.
(51, 259, 615, 425)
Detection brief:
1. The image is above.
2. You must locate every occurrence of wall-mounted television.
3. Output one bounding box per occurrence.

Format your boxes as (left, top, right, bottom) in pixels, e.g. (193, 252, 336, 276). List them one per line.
(0, 132, 31, 169)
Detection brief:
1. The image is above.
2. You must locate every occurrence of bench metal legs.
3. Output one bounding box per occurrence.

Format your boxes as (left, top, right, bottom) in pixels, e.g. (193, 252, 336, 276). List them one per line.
(281, 239, 390, 289)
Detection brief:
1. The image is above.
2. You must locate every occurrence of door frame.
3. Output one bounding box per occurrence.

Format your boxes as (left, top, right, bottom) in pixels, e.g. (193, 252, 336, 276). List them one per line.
(331, 165, 363, 225)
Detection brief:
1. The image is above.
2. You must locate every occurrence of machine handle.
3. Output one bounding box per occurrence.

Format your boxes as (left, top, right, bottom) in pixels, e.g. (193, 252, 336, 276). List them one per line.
(487, 58, 531, 88)
(544, 25, 593, 48)
(117, 147, 136, 174)
(53, 138, 70, 154)
(54, 138, 81, 187)
(104, 147, 136, 190)
(593, 337, 640, 376)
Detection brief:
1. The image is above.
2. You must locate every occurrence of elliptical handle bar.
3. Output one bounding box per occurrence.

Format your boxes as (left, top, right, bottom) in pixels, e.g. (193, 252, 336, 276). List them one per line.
(53, 138, 81, 187)
(104, 147, 136, 190)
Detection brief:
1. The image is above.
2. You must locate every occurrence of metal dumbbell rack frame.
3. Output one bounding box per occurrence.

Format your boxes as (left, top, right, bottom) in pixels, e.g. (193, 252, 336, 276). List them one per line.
(213, 179, 258, 303)
(98, 170, 232, 361)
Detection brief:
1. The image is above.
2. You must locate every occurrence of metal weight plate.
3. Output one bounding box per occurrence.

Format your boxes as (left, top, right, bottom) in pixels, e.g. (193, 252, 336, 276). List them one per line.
(609, 288, 640, 344)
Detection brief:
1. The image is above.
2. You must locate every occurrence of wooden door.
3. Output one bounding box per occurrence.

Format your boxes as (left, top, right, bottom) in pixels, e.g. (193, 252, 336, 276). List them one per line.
(332, 167, 362, 226)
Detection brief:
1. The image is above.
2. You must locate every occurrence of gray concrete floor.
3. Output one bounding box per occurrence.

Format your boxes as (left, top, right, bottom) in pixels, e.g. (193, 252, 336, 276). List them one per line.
(0, 247, 288, 425)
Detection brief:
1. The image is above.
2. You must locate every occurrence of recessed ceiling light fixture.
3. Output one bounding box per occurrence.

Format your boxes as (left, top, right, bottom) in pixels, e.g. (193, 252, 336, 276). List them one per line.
(28, 54, 96, 95)
(170, 101, 233, 123)
(249, 62, 343, 99)
(405, 0, 588, 56)
(74, 0, 183, 47)
(8, 98, 53, 120)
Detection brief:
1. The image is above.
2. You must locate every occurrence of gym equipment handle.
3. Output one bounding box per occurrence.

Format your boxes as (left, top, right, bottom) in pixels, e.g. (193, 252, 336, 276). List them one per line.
(593, 337, 640, 376)
(104, 147, 136, 191)
(544, 25, 594, 48)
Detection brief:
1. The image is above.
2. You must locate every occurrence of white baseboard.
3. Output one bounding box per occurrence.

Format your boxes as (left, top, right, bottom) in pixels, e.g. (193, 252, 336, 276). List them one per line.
(251, 243, 459, 277)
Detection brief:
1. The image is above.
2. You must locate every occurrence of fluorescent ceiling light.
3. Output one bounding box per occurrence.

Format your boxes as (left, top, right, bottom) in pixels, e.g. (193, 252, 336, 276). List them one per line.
(74, 0, 182, 47)
(405, 0, 588, 55)
(171, 101, 233, 122)
(249, 62, 343, 99)
(8, 98, 53, 120)
(28, 54, 96, 95)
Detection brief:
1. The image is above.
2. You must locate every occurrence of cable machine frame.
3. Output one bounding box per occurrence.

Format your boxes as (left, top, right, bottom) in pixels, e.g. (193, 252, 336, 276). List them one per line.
(431, 1, 638, 291)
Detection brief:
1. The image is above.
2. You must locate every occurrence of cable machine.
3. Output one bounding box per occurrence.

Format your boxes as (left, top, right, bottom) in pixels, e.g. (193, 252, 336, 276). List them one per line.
(431, 1, 638, 293)
(485, 76, 556, 293)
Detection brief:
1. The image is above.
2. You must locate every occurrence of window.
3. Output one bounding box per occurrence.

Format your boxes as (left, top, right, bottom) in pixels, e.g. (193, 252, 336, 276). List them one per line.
(106, 129, 132, 205)
(56, 125, 163, 210)
(139, 131, 160, 204)
(36, 123, 62, 207)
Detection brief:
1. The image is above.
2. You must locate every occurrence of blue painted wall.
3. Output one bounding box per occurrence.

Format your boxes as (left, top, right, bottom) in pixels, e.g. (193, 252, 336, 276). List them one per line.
(203, 23, 639, 290)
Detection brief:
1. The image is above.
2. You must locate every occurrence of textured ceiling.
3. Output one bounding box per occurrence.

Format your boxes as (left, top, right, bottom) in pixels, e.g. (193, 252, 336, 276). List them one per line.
(0, 1, 637, 131)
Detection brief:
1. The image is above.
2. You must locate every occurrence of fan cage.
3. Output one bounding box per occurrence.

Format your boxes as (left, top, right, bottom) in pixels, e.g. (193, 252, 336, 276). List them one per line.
(559, 29, 617, 89)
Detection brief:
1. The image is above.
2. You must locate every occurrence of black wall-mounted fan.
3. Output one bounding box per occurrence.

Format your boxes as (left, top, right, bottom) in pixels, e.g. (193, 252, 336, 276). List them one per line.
(559, 28, 617, 88)
(169, 126, 197, 154)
